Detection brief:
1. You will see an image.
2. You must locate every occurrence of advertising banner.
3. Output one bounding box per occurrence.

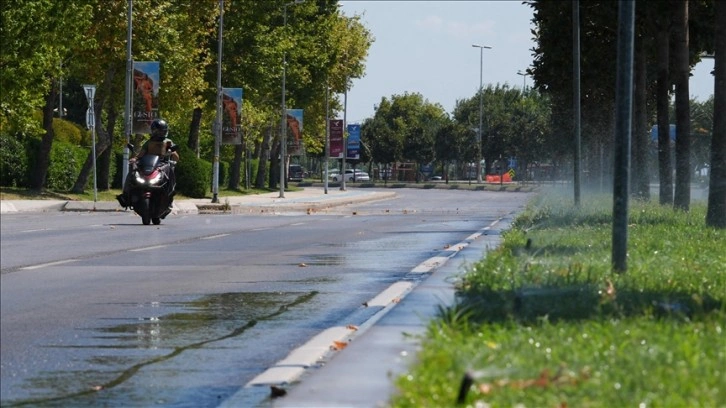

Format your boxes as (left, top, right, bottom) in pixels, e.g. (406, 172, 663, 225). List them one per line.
(346, 123, 361, 160)
(222, 88, 243, 145)
(286, 109, 304, 156)
(329, 119, 344, 158)
(132, 61, 160, 134)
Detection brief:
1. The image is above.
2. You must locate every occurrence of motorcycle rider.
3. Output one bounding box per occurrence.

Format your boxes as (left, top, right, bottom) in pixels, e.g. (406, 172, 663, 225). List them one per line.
(135, 119, 180, 162)
(117, 118, 179, 208)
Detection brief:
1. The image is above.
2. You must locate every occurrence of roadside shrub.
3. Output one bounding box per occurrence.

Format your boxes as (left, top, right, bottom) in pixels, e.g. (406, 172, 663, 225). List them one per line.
(52, 118, 86, 145)
(46, 141, 87, 191)
(218, 160, 228, 188)
(175, 144, 211, 198)
(0, 132, 29, 187)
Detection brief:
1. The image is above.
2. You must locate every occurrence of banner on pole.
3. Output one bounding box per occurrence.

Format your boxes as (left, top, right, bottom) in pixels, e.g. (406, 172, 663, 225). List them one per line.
(286, 109, 304, 156)
(346, 123, 361, 160)
(222, 88, 243, 145)
(329, 119, 344, 158)
(132, 61, 160, 134)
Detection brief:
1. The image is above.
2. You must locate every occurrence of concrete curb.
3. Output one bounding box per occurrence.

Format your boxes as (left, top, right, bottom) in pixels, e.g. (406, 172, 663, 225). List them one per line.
(0, 191, 395, 215)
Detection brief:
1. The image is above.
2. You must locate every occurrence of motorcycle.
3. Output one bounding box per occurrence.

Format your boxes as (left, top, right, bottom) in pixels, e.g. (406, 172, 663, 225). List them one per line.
(117, 143, 178, 225)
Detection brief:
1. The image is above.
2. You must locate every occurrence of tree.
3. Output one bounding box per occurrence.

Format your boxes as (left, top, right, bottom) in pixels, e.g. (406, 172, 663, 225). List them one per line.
(654, 3, 674, 205)
(204, 1, 372, 189)
(1, 0, 93, 189)
(706, 0, 725, 228)
(673, 0, 692, 210)
(70, 0, 217, 193)
(528, 0, 715, 200)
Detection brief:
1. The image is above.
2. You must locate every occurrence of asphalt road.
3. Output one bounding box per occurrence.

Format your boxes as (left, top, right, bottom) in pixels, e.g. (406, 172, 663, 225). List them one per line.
(1, 189, 532, 407)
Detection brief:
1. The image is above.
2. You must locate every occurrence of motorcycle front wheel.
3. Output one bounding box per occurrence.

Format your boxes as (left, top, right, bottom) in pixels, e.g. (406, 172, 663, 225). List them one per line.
(141, 197, 151, 225)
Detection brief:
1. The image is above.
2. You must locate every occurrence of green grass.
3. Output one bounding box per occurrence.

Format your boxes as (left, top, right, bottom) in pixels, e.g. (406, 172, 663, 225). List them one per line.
(393, 192, 726, 407)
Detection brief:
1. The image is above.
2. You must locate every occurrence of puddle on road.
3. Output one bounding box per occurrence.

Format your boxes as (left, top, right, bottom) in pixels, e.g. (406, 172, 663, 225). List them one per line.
(3, 291, 318, 407)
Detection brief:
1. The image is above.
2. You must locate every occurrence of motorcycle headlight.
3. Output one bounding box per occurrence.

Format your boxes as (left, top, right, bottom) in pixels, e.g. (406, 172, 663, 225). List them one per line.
(149, 172, 163, 184)
(135, 175, 146, 184)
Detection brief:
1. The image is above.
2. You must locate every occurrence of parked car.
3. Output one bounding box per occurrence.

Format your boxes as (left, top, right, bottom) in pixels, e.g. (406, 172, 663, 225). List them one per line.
(288, 164, 304, 181)
(331, 169, 370, 182)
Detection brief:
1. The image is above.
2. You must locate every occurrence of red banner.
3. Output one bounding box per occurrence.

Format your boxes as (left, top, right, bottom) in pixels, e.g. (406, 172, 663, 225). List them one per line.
(329, 119, 344, 158)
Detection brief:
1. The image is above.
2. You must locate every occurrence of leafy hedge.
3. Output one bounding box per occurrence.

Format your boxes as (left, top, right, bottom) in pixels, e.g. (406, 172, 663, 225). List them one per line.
(174, 144, 211, 198)
(1, 117, 91, 189)
(0, 133, 29, 187)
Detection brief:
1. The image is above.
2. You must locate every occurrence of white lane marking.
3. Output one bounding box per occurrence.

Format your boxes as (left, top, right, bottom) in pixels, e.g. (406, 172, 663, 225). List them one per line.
(129, 245, 167, 252)
(201, 234, 230, 240)
(21, 259, 77, 270)
(243, 217, 511, 390)
(366, 281, 414, 307)
(246, 279, 417, 388)
(444, 242, 469, 252)
(290, 222, 306, 226)
(251, 228, 270, 231)
(466, 232, 483, 241)
(410, 256, 452, 274)
(246, 326, 356, 386)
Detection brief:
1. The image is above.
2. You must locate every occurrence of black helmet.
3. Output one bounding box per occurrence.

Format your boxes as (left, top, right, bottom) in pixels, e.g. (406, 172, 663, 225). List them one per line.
(150, 119, 168, 140)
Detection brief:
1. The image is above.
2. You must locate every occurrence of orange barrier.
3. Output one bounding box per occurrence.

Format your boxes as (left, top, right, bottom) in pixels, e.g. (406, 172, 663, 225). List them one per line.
(485, 173, 512, 183)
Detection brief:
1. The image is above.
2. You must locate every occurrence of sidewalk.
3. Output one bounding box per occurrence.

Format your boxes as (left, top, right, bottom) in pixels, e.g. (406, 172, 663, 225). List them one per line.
(0, 187, 396, 215)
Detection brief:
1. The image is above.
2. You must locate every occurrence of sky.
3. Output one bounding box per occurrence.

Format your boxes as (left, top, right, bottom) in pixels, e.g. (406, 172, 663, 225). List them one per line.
(339, 0, 716, 124)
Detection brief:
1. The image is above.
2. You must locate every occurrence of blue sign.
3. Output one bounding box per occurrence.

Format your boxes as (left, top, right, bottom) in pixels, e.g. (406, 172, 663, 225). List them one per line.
(650, 124, 676, 142)
(347, 124, 361, 160)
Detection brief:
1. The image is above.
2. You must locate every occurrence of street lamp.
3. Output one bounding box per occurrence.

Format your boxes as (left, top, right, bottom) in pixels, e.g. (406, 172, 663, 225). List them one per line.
(472, 44, 492, 184)
(517, 70, 529, 90)
(280, 0, 305, 198)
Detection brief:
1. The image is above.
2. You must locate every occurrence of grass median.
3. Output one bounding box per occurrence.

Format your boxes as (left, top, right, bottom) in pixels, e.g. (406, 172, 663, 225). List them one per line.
(393, 191, 725, 407)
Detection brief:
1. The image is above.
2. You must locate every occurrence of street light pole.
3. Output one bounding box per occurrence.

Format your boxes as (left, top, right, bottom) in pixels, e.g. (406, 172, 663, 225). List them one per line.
(212, 0, 224, 203)
(472, 44, 491, 184)
(122, 0, 133, 189)
(280, 0, 305, 199)
(517, 70, 529, 90)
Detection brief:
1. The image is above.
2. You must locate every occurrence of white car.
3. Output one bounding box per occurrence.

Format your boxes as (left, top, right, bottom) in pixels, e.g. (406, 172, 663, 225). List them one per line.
(332, 169, 370, 182)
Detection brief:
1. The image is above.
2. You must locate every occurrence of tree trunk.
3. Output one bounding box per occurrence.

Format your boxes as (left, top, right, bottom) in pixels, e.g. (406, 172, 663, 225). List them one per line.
(706, 0, 726, 228)
(228, 143, 243, 190)
(632, 29, 650, 200)
(656, 12, 673, 205)
(269, 139, 280, 190)
(188, 107, 202, 157)
(71, 105, 110, 193)
(71, 67, 115, 193)
(30, 81, 58, 190)
(673, 0, 691, 210)
(97, 103, 117, 190)
(256, 123, 272, 189)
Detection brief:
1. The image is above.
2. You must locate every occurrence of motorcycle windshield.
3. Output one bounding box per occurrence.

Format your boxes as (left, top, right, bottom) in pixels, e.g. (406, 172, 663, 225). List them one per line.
(139, 155, 160, 175)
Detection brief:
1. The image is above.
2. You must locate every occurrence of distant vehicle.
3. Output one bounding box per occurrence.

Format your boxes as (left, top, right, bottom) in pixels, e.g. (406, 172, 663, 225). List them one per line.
(288, 164, 304, 181)
(331, 169, 370, 182)
(430, 175, 443, 181)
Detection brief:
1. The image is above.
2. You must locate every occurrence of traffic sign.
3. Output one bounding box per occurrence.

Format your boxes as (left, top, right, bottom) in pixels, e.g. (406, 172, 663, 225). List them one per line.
(86, 108, 94, 129)
(82, 84, 96, 104)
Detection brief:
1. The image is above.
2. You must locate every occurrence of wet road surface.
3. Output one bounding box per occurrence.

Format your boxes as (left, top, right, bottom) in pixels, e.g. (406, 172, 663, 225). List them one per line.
(1, 189, 532, 406)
